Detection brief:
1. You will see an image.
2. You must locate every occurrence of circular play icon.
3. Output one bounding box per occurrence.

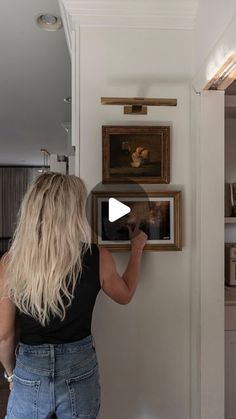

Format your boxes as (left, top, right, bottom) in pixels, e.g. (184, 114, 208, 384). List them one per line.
(108, 198, 131, 222)
(86, 182, 182, 251)
(86, 181, 150, 249)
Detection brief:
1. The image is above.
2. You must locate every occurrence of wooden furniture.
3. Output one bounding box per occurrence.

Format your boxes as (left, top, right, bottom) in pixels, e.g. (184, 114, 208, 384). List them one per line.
(225, 217, 236, 223)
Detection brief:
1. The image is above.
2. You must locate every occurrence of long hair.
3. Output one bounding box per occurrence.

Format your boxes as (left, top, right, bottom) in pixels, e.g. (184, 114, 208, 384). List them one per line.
(1, 172, 91, 326)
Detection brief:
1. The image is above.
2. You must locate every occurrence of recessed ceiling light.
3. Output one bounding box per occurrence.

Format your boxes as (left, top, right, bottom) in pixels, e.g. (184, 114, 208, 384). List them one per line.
(35, 13, 63, 31)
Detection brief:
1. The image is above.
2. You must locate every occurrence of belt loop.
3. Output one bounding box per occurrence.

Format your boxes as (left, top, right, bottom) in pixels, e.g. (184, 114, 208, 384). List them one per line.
(14, 342, 20, 357)
(92, 335, 95, 349)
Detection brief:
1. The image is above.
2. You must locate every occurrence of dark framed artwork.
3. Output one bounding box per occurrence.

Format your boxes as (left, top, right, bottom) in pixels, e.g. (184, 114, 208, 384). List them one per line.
(102, 125, 170, 184)
(92, 191, 182, 251)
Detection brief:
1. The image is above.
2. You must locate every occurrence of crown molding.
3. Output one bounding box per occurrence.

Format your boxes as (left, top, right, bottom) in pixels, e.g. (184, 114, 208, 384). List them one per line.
(59, 0, 198, 53)
(58, 0, 73, 54)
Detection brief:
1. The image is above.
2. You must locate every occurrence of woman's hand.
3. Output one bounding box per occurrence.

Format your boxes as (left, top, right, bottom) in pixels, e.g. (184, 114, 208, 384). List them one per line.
(127, 222, 148, 252)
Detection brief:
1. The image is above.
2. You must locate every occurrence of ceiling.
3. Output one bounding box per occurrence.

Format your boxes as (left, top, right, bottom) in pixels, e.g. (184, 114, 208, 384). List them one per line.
(60, 0, 199, 34)
(0, 0, 71, 166)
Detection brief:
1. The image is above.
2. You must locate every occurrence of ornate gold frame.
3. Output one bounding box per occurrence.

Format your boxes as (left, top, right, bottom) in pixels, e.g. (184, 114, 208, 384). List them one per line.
(102, 125, 170, 184)
(92, 191, 182, 251)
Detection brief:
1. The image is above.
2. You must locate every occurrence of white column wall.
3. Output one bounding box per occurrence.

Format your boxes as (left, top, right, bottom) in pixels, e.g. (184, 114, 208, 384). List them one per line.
(192, 9, 236, 419)
(198, 91, 225, 419)
(75, 26, 193, 419)
(190, 90, 225, 419)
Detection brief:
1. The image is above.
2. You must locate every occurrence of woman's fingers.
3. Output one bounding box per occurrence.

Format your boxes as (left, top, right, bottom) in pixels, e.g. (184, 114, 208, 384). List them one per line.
(130, 230, 148, 251)
(134, 221, 140, 233)
(127, 220, 142, 239)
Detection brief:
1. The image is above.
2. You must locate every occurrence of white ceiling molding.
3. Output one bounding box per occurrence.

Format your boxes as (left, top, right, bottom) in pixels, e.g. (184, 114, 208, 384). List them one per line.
(58, 0, 73, 55)
(59, 0, 198, 53)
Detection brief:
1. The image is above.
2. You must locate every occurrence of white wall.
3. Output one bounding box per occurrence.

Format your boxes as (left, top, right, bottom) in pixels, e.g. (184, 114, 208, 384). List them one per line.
(194, 0, 236, 72)
(196, 91, 225, 419)
(76, 27, 193, 419)
(191, 7, 236, 417)
(192, 6, 236, 418)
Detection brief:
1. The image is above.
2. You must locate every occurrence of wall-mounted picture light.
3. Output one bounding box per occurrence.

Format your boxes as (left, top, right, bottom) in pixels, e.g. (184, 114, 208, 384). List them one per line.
(205, 52, 236, 90)
(101, 97, 177, 115)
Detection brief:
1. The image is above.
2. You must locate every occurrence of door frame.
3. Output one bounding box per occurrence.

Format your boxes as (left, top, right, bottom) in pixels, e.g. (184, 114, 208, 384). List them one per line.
(191, 15, 236, 419)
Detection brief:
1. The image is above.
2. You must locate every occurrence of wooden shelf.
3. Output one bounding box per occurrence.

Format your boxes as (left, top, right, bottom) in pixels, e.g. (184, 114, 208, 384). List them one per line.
(225, 217, 236, 224)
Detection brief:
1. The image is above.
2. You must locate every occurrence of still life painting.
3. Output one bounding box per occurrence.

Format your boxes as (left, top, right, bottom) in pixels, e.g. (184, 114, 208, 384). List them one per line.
(92, 191, 182, 251)
(102, 125, 170, 184)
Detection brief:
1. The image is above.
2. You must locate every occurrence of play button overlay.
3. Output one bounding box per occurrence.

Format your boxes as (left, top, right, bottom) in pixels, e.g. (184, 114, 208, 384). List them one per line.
(108, 198, 131, 222)
(86, 180, 149, 243)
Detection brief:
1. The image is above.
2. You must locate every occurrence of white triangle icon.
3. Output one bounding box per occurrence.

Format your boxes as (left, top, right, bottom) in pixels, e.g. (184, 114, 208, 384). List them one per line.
(108, 198, 131, 222)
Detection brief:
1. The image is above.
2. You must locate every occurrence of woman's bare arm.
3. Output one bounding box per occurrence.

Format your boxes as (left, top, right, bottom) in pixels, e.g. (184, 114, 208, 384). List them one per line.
(0, 256, 16, 376)
(99, 227, 147, 304)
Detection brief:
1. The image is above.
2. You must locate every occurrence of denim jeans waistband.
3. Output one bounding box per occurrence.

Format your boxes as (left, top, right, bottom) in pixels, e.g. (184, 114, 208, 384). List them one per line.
(15, 335, 94, 356)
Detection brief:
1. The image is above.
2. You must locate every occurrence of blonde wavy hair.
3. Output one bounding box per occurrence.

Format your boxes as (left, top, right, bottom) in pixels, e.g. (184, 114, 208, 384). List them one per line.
(1, 172, 91, 326)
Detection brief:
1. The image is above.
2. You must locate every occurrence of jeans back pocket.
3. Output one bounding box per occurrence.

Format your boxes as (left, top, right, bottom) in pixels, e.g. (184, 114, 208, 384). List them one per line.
(66, 365, 101, 418)
(7, 374, 40, 419)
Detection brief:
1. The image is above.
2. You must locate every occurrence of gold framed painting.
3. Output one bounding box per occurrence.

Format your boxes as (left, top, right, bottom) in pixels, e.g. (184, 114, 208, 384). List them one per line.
(92, 191, 182, 251)
(102, 125, 170, 184)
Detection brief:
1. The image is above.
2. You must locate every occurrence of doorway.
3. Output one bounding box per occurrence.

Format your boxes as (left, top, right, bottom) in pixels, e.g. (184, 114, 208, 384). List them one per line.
(191, 43, 236, 418)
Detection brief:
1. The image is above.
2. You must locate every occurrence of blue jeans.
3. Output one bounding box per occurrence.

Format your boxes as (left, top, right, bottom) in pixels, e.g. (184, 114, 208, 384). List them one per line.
(6, 335, 101, 419)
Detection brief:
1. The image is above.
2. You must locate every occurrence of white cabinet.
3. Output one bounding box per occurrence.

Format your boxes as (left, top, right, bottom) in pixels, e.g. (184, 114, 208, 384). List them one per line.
(225, 306, 236, 419)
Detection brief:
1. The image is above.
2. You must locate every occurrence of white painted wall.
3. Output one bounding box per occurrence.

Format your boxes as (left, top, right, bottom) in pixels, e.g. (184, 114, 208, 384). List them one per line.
(193, 14, 236, 93)
(197, 91, 225, 419)
(192, 8, 236, 419)
(76, 27, 193, 419)
(194, 0, 236, 72)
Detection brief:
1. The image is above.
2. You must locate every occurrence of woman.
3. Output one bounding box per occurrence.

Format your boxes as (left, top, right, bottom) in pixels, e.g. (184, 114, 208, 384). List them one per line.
(0, 172, 147, 419)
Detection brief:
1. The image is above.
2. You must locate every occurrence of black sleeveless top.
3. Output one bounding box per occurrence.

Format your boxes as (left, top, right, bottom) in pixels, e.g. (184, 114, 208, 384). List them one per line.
(16, 244, 101, 345)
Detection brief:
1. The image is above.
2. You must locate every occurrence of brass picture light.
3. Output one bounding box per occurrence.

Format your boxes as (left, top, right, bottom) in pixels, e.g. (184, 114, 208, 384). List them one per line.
(101, 97, 177, 115)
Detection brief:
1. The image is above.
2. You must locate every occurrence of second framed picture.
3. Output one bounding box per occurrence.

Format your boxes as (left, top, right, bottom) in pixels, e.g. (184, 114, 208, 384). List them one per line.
(92, 191, 182, 251)
(102, 125, 170, 184)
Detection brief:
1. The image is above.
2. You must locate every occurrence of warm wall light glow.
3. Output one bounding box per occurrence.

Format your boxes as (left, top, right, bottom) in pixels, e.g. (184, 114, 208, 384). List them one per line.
(204, 51, 236, 90)
(206, 46, 230, 80)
